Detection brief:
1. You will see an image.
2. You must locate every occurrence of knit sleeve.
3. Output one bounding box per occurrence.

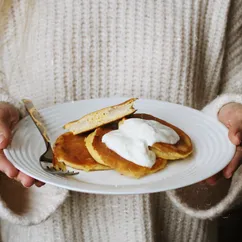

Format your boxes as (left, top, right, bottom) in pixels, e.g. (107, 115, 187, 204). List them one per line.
(166, 0, 242, 220)
(0, 173, 69, 225)
(0, 76, 69, 225)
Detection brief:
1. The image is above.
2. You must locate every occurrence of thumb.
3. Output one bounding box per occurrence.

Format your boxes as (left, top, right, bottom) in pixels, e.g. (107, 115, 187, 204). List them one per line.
(228, 124, 242, 146)
(0, 103, 19, 149)
(0, 120, 12, 149)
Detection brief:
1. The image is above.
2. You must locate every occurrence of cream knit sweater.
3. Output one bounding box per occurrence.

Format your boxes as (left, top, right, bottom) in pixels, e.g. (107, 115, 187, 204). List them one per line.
(0, 0, 242, 241)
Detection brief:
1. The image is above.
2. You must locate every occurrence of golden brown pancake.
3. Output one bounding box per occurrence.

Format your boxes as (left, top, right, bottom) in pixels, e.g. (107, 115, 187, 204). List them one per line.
(85, 126, 167, 179)
(127, 113, 193, 160)
(64, 98, 137, 135)
(53, 132, 110, 171)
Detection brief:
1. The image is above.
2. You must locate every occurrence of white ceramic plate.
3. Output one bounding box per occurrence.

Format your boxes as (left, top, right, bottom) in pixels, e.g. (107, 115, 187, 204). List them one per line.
(4, 98, 235, 194)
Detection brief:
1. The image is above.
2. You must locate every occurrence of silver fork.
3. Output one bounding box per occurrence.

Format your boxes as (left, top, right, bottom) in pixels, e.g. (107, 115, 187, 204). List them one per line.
(22, 99, 79, 176)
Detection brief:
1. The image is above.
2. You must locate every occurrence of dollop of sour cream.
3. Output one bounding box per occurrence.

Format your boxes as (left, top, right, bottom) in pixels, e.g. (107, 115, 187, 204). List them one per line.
(102, 118, 180, 168)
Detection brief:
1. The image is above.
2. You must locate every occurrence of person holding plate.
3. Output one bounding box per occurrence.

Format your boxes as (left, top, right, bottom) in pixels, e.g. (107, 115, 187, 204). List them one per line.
(0, 0, 241, 241)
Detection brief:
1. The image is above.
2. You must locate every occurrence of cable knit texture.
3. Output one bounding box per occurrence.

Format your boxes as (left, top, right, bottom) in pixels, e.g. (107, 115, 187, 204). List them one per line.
(0, 0, 241, 241)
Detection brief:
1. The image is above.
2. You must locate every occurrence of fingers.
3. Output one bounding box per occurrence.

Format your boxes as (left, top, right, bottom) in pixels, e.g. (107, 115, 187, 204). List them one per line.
(223, 146, 242, 179)
(228, 125, 242, 146)
(0, 120, 12, 149)
(205, 172, 223, 186)
(220, 104, 242, 179)
(205, 176, 217, 186)
(0, 103, 43, 188)
(15, 172, 36, 188)
(218, 103, 242, 125)
(225, 120, 242, 178)
(218, 102, 242, 145)
(0, 103, 41, 188)
(0, 103, 20, 149)
(0, 151, 19, 178)
(35, 180, 45, 187)
(0, 151, 42, 188)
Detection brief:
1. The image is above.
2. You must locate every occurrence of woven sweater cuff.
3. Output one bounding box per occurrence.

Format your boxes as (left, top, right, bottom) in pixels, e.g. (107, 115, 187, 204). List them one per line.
(0, 174, 69, 225)
(167, 166, 242, 219)
(202, 93, 242, 119)
(167, 93, 242, 219)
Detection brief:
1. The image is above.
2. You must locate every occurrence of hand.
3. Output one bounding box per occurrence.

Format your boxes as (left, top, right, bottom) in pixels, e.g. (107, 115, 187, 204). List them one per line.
(205, 102, 242, 185)
(0, 102, 44, 187)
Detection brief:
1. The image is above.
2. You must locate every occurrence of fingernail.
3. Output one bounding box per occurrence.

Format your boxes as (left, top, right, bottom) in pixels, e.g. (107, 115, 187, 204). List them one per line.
(35, 181, 45, 187)
(209, 180, 217, 186)
(235, 130, 241, 138)
(225, 171, 232, 179)
(0, 134, 5, 144)
(22, 182, 31, 188)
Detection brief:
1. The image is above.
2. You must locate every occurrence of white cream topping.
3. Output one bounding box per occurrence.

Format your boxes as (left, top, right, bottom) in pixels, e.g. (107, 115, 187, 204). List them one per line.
(102, 118, 180, 168)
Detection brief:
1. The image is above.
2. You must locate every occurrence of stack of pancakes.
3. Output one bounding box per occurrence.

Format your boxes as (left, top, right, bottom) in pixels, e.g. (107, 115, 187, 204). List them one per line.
(53, 99, 193, 178)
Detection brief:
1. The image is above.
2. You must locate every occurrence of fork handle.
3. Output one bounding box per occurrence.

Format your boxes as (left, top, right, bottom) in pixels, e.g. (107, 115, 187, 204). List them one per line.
(22, 99, 51, 146)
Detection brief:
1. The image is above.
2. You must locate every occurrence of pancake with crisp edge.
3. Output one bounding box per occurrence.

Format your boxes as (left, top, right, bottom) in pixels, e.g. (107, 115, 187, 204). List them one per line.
(85, 125, 167, 179)
(53, 132, 110, 171)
